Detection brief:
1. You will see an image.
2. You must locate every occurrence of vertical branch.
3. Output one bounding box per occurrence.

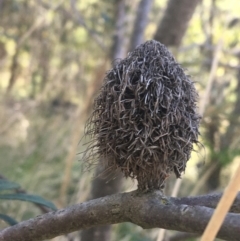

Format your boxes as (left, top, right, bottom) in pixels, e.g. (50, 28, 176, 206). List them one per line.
(154, 0, 200, 47)
(129, 0, 154, 51)
(111, 0, 126, 60)
(6, 48, 19, 93)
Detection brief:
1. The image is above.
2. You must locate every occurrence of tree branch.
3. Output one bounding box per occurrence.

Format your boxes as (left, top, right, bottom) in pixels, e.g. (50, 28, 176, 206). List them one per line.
(0, 191, 240, 241)
(171, 192, 240, 213)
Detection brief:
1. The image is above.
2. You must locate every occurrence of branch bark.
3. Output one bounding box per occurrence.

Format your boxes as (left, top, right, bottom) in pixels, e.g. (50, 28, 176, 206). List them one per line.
(171, 192, 240, 213)
(0, 191, 240, 241)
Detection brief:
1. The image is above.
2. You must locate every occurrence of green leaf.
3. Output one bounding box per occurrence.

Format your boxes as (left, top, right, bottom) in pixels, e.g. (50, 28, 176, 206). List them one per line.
(0, 214, 18, 226)
(0, 179, 20, 191)
(0, 193, 57, 211)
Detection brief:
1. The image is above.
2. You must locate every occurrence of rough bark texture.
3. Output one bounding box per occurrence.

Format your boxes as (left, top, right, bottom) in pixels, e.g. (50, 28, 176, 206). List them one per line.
(154, 0, 200, 46)
(129, 0, 154, 51)
(1, 191, 240, 241)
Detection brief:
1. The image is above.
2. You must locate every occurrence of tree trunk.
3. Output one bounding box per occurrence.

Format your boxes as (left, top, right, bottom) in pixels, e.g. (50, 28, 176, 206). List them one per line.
(129, 0, 154, 51)
(154, 0, 200, 47)
(111, 0, 126, 60)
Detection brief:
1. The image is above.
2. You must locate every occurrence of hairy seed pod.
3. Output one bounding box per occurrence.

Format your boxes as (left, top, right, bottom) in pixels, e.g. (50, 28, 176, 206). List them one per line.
(84, 40, 201, 191)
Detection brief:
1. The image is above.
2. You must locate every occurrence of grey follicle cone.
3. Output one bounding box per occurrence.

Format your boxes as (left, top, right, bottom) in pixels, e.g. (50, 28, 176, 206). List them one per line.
(84, 40, 201, 191)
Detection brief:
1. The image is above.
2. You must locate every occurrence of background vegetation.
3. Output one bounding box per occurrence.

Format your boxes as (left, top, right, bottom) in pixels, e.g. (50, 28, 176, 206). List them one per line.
(0, 0, 240, 240)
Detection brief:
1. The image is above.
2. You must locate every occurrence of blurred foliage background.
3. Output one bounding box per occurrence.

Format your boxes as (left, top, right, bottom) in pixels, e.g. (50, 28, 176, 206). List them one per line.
(0, 0, 240, 241)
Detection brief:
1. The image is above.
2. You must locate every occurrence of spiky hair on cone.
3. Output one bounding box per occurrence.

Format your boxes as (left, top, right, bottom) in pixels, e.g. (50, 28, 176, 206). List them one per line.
(84, 40, 200, 191)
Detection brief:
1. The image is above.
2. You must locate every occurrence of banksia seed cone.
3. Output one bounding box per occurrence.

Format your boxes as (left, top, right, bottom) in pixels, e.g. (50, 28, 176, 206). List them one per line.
(84, 40, 200, 191)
